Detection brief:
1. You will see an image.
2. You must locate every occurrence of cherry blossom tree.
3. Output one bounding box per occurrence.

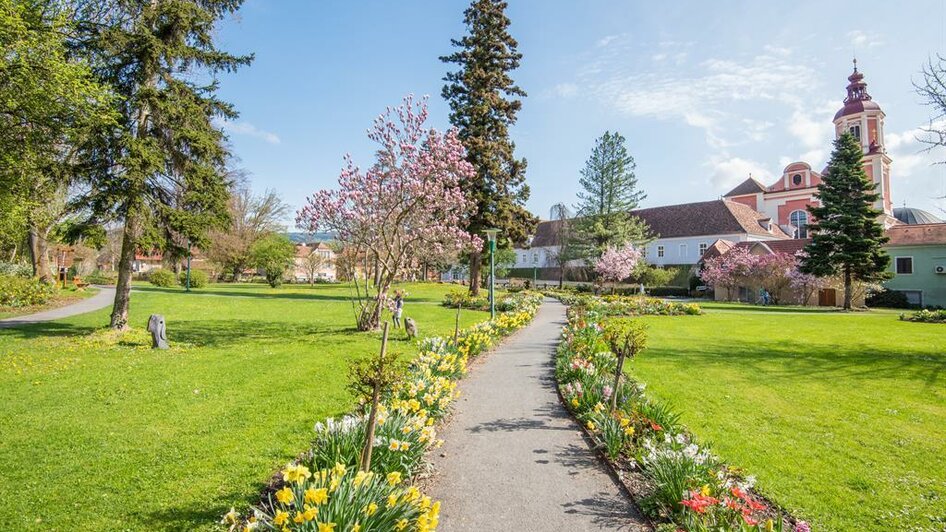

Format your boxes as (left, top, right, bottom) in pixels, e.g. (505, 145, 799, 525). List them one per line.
(595, 243, 642, 293)
(297, 95, 480, 330)
(699, 247, 756, 301)
(750, 252, 797, 304)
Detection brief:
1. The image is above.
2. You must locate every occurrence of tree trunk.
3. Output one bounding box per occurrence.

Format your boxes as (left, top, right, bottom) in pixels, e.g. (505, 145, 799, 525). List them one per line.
(559, 267, 564, 289)
(358, 286, 388, 331)
(468, 251, 482, 296)
(111, 207, 141, 330)
(843, 266, 852, 310)
(27, 226, 52, 282)
(360, 323, 388, 471)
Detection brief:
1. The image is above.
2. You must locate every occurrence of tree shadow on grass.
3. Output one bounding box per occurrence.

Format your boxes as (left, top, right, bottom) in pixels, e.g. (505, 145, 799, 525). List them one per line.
(0, 320, 99, 340)
(168, 319, 358, 348)
(133, 285, 358, 303)
(642, 338, 946, 388)
(135, 488, 263, 532)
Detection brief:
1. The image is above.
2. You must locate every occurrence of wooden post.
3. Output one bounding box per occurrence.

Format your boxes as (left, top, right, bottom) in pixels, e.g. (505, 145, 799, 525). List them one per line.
(453, 302, 461, 344)
(610, 350, 626, 413)
(360, 322, 390, 471)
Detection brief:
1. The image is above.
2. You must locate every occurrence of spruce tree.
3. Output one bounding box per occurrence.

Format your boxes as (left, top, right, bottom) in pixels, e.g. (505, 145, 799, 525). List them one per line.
(441, 0, 536, 295)
(801, 132, 891, 309)
(73, 0, 252, 328)
(573, 131, 651, 261)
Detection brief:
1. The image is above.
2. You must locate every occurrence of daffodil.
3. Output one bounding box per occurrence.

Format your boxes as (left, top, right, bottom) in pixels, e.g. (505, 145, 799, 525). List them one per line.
(387, 493, 399, 507)
(275, 486, 294, 505)
(363, 502, 378, 516)
(317, 522, 336, 532)
(395, 518, 409, 530)
(387, 471, 402, 485)
(273, 510, 289, 526)
(304, 487, 328, 505)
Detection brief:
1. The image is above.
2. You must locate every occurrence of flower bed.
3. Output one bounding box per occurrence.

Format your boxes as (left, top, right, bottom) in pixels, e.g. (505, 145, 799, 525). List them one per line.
(0, 275, 56, 307)
(555, 297, 810, 532)
(441, 288, 526, 312)
(900, 309, 946, 323)
(551, 291, 702, 316)
(224, 291, 543, 531)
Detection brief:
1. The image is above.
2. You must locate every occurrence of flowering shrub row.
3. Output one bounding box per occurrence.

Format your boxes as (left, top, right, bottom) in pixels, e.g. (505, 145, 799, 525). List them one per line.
(900, 309, 946, 323)
(555, 302, 809, 532)
(224, 291, 543, 531)
(0, 275, 56, 307)
(552, 291, 702, 316)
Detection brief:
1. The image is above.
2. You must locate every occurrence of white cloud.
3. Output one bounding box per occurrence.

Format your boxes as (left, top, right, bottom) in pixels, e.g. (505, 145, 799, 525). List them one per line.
(707, 156, 773, 191)
(596, 34, 620, 48)
(552, 82, 578, 98)
(220, 120, 281, 145)
(847, 30, 884, 50)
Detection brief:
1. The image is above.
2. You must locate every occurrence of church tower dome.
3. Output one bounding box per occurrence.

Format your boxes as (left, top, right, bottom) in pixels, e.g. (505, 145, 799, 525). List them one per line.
(832, 60, 893, 214)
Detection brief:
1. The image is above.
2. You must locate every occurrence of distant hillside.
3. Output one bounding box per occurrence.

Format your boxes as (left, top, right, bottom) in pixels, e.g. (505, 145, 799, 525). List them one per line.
(286, 232, 336, 243)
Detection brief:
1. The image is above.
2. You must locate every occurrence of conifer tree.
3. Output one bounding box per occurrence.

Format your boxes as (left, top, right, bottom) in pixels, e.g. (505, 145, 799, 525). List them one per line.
(441, 0, 537, 295)
(72, 0, 252, 328)
(573, 131, 651, 262)
(801, 132, 891, 309)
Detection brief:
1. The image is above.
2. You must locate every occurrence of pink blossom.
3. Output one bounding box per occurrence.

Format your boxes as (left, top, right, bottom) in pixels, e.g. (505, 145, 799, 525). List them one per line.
(595, 244, 642, 284)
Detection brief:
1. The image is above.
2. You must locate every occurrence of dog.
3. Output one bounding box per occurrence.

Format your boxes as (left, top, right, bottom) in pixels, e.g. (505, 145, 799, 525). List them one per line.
(404, 317, 418, 339)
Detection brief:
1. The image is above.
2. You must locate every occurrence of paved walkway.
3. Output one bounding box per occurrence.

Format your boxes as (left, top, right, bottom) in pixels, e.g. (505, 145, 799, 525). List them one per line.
(428, 298, 649, 531)
(0, 286, 115, 329)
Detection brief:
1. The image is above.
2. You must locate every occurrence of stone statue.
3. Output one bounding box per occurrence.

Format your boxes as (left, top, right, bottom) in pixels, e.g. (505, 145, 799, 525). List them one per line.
(147, 314, 169, 349)
(404, 317, 418, 340)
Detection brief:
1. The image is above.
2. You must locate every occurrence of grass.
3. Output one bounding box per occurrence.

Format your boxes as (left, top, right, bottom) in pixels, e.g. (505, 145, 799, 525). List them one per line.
(0, 285, 96, 319)
(629, 302, 946, 531)
(0, 281, 487, 531)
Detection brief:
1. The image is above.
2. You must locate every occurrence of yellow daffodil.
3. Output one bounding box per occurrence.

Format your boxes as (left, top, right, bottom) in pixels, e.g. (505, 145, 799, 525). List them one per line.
(273, 510, 289, 526)
(303, 507, 318, 521)
(293, 512, 306, 524)
(400, 441, 410, 451)
(395, 518, 409, 531)
(700, 484, 711, 497)
(317, 522, 336, 532)
(352, 524, 361, 532)
(222, 507, 238, 524)
(332, 463, 346, 478)
(363, 502, 378, 516)
(387, 493, 399, 508)
(586, 421, 596, 431)
(305, 487, 328, 505)
(275, 487, 294, 505)
(353, 471, 369, 487)
(387, 471, 402, 485)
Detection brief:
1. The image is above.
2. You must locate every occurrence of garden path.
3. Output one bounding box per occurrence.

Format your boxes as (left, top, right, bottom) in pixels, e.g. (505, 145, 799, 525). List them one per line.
(428, 298, 649, 531)
(0, 286, 115, 329)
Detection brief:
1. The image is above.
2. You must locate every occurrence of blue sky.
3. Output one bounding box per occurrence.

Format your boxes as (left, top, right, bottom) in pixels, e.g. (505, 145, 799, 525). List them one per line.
(216, 1, 946, 225)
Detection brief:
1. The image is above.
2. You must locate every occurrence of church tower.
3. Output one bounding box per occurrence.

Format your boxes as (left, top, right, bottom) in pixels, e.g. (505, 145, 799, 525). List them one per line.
(832, 60, 893, 214)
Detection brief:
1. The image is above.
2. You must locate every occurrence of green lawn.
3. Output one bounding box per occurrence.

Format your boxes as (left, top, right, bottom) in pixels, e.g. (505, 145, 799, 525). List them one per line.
(630, 302, 946, 531)
(0, 281, 486, 531)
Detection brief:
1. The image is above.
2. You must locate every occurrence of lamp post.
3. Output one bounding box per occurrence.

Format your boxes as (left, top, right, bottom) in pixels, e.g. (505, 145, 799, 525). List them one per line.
(484, 228, 500, 320)
(533, 252, 538, 287)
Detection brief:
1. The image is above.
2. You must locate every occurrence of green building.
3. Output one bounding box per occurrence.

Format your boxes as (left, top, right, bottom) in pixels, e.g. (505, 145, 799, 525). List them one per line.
(883, 223, 946, 308)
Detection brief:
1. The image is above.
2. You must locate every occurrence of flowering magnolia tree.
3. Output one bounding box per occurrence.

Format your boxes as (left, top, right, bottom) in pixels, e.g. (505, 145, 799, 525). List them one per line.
(750, 252, 798, 304)
(595, 243, 642, 292)
(297, 95, 480, 330)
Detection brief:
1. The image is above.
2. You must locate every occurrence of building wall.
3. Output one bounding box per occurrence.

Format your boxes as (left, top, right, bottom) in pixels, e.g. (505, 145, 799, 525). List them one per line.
(884, 244, 946, 307)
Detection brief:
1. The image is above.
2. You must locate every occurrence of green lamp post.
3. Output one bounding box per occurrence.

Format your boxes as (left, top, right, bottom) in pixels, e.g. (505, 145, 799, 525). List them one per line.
(484, 228, 500, 320)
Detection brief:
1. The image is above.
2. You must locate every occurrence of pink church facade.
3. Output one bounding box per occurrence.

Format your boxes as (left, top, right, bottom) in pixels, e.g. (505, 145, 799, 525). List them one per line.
(724, 62, 897, 239)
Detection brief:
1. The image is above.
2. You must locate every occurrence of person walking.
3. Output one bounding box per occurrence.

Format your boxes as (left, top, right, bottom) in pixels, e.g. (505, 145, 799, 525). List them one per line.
(392, 290, 404, 328)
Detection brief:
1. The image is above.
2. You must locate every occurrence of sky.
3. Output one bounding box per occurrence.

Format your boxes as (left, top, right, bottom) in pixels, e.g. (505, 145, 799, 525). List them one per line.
(214, 0, 946, 226)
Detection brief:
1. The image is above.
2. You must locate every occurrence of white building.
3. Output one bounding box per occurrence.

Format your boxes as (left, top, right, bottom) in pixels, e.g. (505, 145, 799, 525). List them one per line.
(513, 199, 791, 270)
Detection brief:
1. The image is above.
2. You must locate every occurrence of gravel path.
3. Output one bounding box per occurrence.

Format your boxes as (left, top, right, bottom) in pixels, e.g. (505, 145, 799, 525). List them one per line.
(428, 298, 649, 531)
(0, 286, 115, 329)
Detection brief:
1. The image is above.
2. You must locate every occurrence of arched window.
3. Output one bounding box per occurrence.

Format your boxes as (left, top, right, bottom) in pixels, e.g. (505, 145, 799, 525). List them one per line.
(790, 210, 809, 239)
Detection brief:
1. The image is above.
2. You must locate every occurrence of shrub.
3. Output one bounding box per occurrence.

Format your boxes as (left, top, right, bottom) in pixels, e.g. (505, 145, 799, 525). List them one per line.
(148, 269, 176, 287)
(646, 286, 689, 298)
(85, 270, 117, 285)
(0, 275, 56, 307)
(866, 288, 912, 309)
(179, 269, 209, 289)
(0, 261, 33, 278)
(901, 309, 946, 323)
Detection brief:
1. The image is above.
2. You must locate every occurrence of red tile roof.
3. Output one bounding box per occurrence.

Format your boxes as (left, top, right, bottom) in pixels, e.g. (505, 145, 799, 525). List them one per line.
(886, 223, 946, 246)
(723, 178, 767, 197)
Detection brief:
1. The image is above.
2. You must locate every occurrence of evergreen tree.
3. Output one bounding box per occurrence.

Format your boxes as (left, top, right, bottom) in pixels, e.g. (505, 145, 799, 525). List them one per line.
(441, 0, 537, 295)
(573, 131, 651, 261)
(72, 0, 252, 328)
(801, 132, 891, 309)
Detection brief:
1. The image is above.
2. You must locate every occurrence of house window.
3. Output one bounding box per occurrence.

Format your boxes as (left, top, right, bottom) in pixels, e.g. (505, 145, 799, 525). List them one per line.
(790, 210, 809, 239)
(532, 252, 539, 265)
(849, 124, 861, 141)
(895, 257, 913, 275)
(699, 242, 708, 256)
(679, 244, 687, 257)
(657, 245, 665, 258)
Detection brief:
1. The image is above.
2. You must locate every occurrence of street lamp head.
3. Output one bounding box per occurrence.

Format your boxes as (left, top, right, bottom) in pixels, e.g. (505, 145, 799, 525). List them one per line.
(483, 228, 500, 243)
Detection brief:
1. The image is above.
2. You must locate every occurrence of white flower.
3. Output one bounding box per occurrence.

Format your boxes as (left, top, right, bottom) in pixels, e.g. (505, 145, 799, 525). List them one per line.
(675, 433, 687, 445)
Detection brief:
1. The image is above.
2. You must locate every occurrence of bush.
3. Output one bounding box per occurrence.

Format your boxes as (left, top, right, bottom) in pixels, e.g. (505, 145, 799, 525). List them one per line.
(647, 286, 689, 298)
(0, 275, 56, 307)
(148, 269, 176, 287)
(866, 288, 912, 309)
(0, 261, 33, 278)
(85, 270, 117, 285)
(179, 269, 209, 289)
(901, 309, 946, 323)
